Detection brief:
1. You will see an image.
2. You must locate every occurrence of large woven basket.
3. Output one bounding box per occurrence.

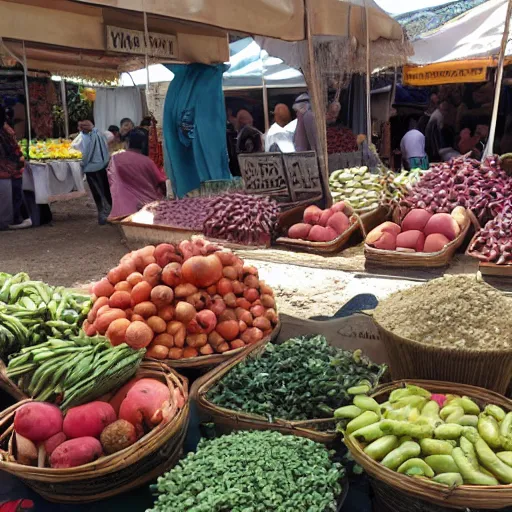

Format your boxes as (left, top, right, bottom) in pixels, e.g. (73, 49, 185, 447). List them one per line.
(151, 320, 281, 371)
(0, 361, 189, 503)
(276, 203, 390, 254)
(373, 317, 512, 394)
(345, 379, 512, 511)
(364, 207, 475, 268)
(192, 336, 384, 444)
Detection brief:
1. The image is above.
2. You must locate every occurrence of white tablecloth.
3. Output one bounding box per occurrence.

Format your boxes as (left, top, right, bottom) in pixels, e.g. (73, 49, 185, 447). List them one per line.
(22, 161, 85, 204)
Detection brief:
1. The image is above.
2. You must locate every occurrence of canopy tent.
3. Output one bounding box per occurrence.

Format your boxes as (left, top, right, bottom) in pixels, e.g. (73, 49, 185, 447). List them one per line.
(119, 37, 306, 89)
(0, 0, 229, 81)
(75, 0, 404, 44)
(76, 0, 410, 201)
(407, 0, 511, 65)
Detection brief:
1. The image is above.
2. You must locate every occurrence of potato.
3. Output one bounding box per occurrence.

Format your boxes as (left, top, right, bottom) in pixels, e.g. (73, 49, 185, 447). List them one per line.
(308, 225, 337, 242)
(396, 230, 425, 252)
(368, 231, 396, 250)
(402, 209, 432, 232)
(50, 437, 103, 468)
(63, 401, 116, 439)
(288, 223, 312, 240)
(94, 309, 127, 335)
(424, 213, 460, 241)
(366, 222, 401, 244)
(109, 291, 132, 310)
(327, 212, 350, 235)
(133, 301, 158, 319)
(106, 318, 131, 346)
(303, 205, 322, 224)
(318, 209, 334, 227)
(423, 233, 450, 253)
(451, 206, 468, 229)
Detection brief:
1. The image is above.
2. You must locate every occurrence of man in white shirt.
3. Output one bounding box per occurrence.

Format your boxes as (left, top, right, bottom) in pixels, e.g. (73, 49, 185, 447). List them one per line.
(400, 119, 428, 170)
(265, 104, 295, 153)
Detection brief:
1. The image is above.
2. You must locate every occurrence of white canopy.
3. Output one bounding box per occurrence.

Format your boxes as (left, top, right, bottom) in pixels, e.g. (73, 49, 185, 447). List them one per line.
(120, 38, 306, 89)
(410, 0, 511, 65)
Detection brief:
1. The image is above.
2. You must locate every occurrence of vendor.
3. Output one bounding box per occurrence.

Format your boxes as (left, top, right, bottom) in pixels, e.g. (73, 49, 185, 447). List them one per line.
(107, 128, 166, 220)
(80, 120, 111, 225)
(0, 106, 25, 230)
(400, 119, 428, 170)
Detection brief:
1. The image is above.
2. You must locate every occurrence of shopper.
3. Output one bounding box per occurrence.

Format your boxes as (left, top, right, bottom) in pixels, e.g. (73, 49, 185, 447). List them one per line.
(400, 119, 428, 170)
(0, 106, 25, 230)
(265, 104, 295, 152)
(119, 117, 135, 142)
(107, 128, 166, 219)
(80, 120, 111, 225)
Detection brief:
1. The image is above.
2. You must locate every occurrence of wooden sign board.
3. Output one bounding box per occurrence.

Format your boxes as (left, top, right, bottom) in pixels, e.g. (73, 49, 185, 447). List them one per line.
(106, 25, 177, 59)
(238, 153, 289, 198)
(282, 151, 322, 201)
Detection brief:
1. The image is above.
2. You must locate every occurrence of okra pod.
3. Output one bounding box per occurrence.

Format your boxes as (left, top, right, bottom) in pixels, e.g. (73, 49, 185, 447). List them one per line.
(353, 395, 380, 415)
(381, 441, 421, 471)
(346, 411, 380, 434)
(424, 455, 459, 475)
(478, 415, 501, 450)
(419, 439, 455, 456)
(363, 435, 398, 461)
(474, 438, 512, 484)
(397, 458, 434, 478)
(432, 473, 463, 487)
(452, 447, 499, 485)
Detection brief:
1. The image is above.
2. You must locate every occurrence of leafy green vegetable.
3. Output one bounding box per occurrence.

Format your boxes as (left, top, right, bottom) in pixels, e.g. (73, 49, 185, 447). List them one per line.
(149, 430, 343, 512)
(207, 335, 386, 422)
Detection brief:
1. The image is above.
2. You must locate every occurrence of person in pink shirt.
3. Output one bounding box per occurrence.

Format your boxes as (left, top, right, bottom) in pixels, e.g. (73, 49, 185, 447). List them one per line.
(107, 128, 166, 219)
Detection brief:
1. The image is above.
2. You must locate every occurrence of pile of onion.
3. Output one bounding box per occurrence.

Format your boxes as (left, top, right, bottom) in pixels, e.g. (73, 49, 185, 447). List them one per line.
(85, 238, 278, 360)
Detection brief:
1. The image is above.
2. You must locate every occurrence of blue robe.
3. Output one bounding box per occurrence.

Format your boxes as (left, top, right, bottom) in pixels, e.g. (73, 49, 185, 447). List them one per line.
(163, 63, 231, 198)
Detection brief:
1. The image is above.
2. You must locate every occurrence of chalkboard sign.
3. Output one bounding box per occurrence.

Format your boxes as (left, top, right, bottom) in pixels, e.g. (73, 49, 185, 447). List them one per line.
(238, 153, 289, 198)
(238, 151, 322, 202)
(282, 151, 322, 201)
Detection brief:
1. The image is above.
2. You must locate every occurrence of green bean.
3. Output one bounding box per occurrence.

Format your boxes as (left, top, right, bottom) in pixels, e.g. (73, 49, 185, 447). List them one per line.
(434, 424, 463, 440)
(484, 405, 506, 423)
(364, 435, 398, 461)
(478, 415, 501, 450)
(497, 452, 512, 467)
(334, 405, 363, 420)
(459, 436, 479, 470)
(353, 395, 380, 415)
(460, 396, 480, 415)
(419, 439, 455, 456)
(380, 419, 433, 439)
(351, 422, 384, 443)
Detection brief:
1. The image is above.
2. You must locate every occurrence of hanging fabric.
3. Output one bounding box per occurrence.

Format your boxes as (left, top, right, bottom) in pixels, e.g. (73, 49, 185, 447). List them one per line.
(163, 63, 231, 198)
(93, 87, 143, 132)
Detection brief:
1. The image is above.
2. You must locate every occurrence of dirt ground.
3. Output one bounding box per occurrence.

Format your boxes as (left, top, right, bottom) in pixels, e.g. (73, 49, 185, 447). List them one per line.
(0, 195, 417, 316)
(0, 195, 128, 287)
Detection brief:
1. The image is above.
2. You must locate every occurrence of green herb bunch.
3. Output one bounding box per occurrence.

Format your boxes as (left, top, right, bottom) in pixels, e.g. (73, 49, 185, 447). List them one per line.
(149, 430, 343, 512)
(207, 335, 386, 421)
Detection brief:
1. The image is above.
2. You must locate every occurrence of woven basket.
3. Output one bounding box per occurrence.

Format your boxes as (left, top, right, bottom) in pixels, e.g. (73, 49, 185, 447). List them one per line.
(192, 337, 384, 444)
(364, 207, 476, 268)
(0, 361, 189, 503)
(152, 320, 281, 371)
(373, 318, 512, 394)
(275, 203, 390, 254)
(345, 379, 512, 511)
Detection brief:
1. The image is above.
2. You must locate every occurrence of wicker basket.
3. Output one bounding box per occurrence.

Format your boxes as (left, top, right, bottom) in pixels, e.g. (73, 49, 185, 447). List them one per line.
(364, 207, 476, 269)
(373, 318, 512, 394)
(275, 203, 390, 255)
(151, 321, 281, 371)
(0, 361, 189, 503)
(192, 335, 384, 444)
(345, 379, 512, 511)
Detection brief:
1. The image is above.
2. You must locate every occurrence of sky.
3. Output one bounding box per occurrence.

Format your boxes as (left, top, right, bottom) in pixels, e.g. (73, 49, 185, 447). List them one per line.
(375, 0, 451, 15)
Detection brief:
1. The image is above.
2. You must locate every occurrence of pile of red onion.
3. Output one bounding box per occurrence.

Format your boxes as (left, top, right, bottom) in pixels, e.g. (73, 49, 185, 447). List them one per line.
(468, 205, 512, 264)
(401, 156, 511, 226)
(203, 194, 279, 246)
(148, 197, 217, 231)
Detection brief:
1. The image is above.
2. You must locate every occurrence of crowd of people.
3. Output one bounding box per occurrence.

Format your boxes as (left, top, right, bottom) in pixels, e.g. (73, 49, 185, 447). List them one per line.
(400, 85, 493, 170)
(0, 112, 166, 230)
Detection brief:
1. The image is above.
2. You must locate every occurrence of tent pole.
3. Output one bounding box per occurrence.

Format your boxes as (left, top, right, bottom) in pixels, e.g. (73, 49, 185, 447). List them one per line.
(262, 77, 270, 133)
(22, 42, 31, 145)
(365, 5, 372, 140)
(484, 0, 512, 158)
(61, 80, 69, 138)
(305, 0, 331, 206)
(143, 12, 151, 111)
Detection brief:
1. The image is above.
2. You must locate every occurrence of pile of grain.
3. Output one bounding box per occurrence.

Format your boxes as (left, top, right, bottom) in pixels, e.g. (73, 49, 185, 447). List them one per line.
(373, 275, 512, 350)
